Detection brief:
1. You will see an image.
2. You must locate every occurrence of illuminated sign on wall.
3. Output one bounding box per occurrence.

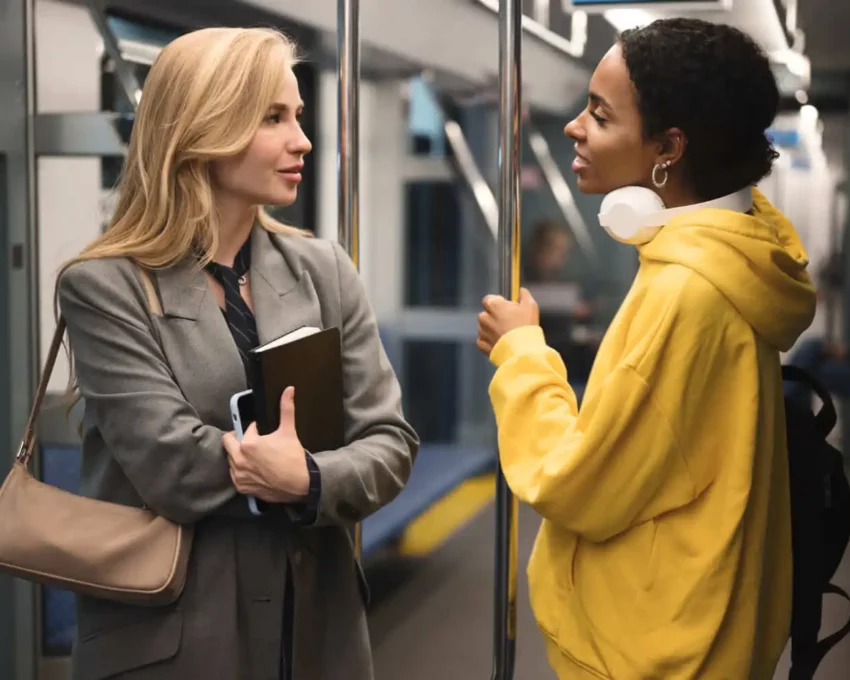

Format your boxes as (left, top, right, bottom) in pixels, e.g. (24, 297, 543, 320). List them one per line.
(566, 0, 732, 10)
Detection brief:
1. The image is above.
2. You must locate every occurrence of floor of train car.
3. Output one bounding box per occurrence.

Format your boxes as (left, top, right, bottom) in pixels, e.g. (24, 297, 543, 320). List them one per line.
(365, 501, 850, 680)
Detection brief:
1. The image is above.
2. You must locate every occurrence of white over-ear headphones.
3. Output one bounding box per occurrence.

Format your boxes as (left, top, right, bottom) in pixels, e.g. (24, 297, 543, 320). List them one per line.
(598, 185, 753, 245)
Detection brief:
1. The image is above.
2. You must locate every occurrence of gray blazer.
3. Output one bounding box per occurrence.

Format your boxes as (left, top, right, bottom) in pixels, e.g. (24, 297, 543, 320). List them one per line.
(58, 226, 419, 680)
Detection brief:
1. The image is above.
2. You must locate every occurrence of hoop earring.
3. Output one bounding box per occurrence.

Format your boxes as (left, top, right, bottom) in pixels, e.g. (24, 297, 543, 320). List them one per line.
(652, 162, 670, 189)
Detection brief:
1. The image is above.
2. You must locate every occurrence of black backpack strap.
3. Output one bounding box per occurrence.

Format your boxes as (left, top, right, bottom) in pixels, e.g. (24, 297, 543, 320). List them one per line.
(789, 584, 850, 680)
(815, 585, 850, 665)
(782, 364, 838, 435)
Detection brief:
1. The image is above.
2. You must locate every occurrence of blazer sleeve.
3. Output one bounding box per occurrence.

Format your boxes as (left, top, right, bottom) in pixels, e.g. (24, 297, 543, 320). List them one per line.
(58, 261, 245, 525)
(305, 243, 419, 527)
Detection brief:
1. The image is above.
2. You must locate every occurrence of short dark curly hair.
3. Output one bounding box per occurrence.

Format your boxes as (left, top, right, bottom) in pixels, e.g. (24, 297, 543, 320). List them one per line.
(619, 18, 780, 201)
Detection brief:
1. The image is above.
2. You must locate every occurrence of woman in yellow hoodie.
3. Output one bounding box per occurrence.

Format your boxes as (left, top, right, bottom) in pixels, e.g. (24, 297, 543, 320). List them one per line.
(477, 19, 817, 679)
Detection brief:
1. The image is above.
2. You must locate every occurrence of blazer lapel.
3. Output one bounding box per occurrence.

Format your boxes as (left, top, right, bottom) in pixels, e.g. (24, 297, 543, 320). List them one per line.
(155, 260, 207, 321)
(146, 228, 324, 428)
(153, 258, 247, 426)
(250, 226, 325, 345)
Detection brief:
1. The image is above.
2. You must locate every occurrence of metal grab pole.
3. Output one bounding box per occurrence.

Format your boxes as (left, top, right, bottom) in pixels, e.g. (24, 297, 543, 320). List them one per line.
(338, 0, 360, 265)
(492, 1, 521, 679)
(337, 0, 362, 558)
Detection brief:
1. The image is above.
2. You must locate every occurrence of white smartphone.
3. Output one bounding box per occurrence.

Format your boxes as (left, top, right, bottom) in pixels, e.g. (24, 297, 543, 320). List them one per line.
(229, 389, 254, 440)
(229, 389, 263, 515)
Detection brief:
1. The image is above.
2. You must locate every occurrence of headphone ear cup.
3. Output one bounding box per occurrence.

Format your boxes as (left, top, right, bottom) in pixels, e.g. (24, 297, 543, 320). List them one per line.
(600, 202, 643, 241)
(598, 187, 667, 245)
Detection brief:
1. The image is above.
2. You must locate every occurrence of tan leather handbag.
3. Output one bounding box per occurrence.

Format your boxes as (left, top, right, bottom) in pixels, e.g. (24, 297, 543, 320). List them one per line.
(0, 268, 193, 606)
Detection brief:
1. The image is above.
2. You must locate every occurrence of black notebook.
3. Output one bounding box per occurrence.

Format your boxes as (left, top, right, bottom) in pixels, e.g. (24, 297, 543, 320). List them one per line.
(248, 326, 344, 453)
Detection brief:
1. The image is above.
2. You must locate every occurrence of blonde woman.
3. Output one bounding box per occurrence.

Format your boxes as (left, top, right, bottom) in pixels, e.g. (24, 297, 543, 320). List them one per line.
(55, 27, 418, 680)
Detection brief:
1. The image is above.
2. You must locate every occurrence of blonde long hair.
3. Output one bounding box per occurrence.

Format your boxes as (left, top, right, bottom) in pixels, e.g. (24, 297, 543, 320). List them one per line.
(56, 27, 311, 399)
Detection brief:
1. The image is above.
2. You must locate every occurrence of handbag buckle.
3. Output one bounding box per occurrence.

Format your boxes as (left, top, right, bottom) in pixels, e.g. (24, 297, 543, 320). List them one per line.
(15, 441, 29, 463)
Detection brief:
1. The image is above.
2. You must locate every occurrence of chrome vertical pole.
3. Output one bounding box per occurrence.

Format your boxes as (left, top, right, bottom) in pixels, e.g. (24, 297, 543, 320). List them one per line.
(338, 0, 360, 267)
(337, 0, 362, 558)
(492, 1, 521, 679)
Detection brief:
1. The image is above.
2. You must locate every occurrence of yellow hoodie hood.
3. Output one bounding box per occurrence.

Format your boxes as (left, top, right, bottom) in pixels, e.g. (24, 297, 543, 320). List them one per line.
(638, 188, 816, 351)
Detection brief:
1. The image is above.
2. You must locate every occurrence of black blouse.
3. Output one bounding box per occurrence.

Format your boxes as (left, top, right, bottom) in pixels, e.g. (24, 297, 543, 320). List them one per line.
(204, 237, 321, 522)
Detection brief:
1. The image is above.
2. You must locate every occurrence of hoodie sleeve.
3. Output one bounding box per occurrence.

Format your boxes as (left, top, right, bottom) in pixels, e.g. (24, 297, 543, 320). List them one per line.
(488, 277, 734, 542)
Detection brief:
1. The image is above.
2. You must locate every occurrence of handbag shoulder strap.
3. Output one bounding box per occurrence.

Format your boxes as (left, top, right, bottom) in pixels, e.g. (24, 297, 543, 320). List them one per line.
(16, 319, 66, 465)
(16, 264, 161, 466)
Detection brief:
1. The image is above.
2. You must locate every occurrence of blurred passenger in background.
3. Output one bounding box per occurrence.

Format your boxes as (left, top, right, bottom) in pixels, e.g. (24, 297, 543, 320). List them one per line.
(522, 219, 596, 383)
(478, 18, 815, 679)
(523, 219, 575, 284)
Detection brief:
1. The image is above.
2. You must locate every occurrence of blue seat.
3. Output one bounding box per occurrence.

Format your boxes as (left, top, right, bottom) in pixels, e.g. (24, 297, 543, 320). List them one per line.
(40, 445, 84, 653)
(361, 443, 496, 557)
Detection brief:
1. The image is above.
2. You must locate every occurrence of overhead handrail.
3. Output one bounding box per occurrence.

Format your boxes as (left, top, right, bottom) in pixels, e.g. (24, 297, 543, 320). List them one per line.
(85, 0, 141, 111)
(527, 124, 598, 265)
(443, 119, 499, 239)
(337, 0, 363, 559)
(415, 75, 499, 239)
(491, 1, 521, 679)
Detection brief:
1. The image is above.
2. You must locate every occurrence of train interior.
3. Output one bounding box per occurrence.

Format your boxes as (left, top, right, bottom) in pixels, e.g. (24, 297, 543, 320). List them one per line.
(1, 0, 850, 678)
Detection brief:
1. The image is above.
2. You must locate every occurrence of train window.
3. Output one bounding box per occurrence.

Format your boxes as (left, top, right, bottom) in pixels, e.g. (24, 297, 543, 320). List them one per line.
(399, 83, 498, 445)
(99, 14, 174, 193)
(402, 76, 473, 307)
(404, 181, 461, 307)
(99, 57, 149, 194)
